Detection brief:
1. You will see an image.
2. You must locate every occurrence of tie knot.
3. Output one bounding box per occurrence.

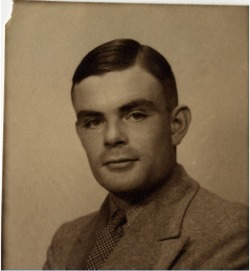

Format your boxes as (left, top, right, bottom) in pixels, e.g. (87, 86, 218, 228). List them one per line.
(110, 209, 127, 229)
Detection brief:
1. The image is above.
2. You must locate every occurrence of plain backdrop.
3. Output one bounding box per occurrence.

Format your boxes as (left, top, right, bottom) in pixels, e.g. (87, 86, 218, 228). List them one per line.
(2, 2, 248, 269)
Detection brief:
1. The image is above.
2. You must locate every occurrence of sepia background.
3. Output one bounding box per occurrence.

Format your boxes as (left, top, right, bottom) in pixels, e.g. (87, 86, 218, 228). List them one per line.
(3, 2, 248, 269)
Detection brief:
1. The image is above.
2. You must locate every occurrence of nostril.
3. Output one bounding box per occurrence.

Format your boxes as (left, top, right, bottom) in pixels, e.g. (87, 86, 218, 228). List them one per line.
(104, 139, 126, 148)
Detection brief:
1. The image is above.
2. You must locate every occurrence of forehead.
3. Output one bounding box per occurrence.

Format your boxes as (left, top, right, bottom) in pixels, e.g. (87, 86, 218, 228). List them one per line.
(72, 65, 167, 112)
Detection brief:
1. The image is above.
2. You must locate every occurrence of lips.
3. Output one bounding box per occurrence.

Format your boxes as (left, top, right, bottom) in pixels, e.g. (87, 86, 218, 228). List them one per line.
(104, 158, 137, 165)
(103, 158, 138, 169)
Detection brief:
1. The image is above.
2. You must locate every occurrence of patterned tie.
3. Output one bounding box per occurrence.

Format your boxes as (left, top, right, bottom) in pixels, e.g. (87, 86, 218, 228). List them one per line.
(84, 209, 127, 270)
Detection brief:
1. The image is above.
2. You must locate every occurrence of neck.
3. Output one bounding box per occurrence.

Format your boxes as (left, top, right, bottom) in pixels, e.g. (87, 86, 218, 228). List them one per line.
(110, 178, 167, 209)
(110, 163, 177, 209)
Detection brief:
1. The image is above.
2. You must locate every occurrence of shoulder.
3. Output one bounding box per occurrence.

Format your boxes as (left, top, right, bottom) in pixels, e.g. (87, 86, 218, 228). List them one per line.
(43, 211, 98, 270)
(174, 165, 248, 232)
(185, 186, 248, 231)
(180, 185, 248, 269)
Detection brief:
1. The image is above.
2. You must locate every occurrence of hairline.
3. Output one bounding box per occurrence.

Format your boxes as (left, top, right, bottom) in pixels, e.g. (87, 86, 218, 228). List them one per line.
(71, 62, 175, 113)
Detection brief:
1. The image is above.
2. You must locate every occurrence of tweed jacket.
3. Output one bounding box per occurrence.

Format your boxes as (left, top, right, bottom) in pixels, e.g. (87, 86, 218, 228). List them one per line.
(43, 165, 248, 270)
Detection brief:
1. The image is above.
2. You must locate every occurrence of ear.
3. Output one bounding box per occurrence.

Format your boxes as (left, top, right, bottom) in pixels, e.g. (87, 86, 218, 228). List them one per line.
(170, 105, 191, 146)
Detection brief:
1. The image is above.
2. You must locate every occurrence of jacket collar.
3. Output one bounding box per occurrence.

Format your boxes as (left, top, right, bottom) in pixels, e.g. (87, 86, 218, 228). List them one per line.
(146, 163, 199, 240)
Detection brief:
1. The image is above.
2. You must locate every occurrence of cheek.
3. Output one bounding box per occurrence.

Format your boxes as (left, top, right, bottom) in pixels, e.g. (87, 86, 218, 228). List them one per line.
(78, 133, 101, 160)
(131, 120, 172, 147)
(129, 130, 172, 169)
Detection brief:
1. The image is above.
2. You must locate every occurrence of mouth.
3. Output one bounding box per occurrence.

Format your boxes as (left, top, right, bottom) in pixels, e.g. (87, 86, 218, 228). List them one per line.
(103, 158, 138, 169)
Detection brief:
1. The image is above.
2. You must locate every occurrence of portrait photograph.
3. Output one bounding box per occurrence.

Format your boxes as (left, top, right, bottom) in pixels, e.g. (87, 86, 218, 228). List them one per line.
(2, 0, 248, 269)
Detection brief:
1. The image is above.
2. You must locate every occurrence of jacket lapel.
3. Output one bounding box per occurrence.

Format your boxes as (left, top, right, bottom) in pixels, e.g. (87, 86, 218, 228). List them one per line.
(66, 198, 110, 270)
(102, 164, 199, 270)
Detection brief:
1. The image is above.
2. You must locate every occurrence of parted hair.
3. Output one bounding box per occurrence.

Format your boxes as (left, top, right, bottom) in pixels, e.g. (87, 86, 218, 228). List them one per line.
(71, 39, 178, 111)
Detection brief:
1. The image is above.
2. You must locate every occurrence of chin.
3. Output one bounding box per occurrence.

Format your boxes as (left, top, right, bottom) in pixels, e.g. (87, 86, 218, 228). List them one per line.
(102, 182, 140, 194)
(100, 175, 151, 192)
(108, 184, 158, 204)
(93, 168, 141, 190)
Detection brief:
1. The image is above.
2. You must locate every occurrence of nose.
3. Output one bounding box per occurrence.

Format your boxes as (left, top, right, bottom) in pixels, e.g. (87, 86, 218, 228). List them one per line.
(104, 120, 128, 148)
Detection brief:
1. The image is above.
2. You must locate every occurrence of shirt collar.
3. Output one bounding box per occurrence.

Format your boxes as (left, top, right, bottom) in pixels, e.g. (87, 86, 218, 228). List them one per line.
(108, 185, 161, 227)
(108, 194, 143, 226)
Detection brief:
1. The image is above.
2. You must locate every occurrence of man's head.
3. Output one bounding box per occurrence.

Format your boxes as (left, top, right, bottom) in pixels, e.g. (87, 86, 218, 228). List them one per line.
(71, 39, 191, 197)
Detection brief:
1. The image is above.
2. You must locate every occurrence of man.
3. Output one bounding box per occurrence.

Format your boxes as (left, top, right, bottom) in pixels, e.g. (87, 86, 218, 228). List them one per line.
(44, 39, 248, 270)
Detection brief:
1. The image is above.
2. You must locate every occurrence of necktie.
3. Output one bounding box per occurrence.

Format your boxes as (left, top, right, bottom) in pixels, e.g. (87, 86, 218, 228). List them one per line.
(84, 209, 127, 270)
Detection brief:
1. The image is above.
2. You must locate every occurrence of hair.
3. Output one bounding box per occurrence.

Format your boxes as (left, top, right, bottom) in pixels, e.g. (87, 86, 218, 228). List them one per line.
(71, 39, 178, 112)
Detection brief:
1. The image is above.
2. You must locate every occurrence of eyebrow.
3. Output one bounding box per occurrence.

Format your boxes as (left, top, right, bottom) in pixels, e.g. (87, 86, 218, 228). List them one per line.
(119, 99, 156, 113)
(77, 111, 103, 120)
(76, 99, 156, 120)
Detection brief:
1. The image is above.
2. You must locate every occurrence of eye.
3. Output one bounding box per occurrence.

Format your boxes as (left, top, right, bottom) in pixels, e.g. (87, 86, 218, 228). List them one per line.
(77, 118, 103, 129)
(127, 112, 147, 121)
(85, 118, 103, 129)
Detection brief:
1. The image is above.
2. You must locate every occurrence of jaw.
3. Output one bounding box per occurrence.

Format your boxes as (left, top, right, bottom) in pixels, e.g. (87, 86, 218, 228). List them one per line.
(110, 175, 169, 206)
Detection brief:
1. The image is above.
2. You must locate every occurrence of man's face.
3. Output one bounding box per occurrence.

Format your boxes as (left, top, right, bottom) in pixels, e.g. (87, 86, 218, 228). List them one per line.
(72, 65, 176, 194)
